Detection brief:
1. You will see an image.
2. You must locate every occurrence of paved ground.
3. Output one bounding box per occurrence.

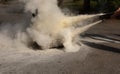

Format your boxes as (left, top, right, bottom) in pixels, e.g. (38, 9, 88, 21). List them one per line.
(0, 1, 120, 74)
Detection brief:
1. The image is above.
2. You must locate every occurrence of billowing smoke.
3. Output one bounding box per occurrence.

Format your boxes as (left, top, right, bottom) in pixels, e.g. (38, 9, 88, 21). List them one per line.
(18, 0, 102, 52)
(0, 0, 102, 53)
(0, 23, 30, 51)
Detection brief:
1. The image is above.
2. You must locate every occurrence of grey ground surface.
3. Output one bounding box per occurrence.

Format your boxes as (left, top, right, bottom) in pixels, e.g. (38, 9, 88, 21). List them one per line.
(0, 1, 120, 74)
